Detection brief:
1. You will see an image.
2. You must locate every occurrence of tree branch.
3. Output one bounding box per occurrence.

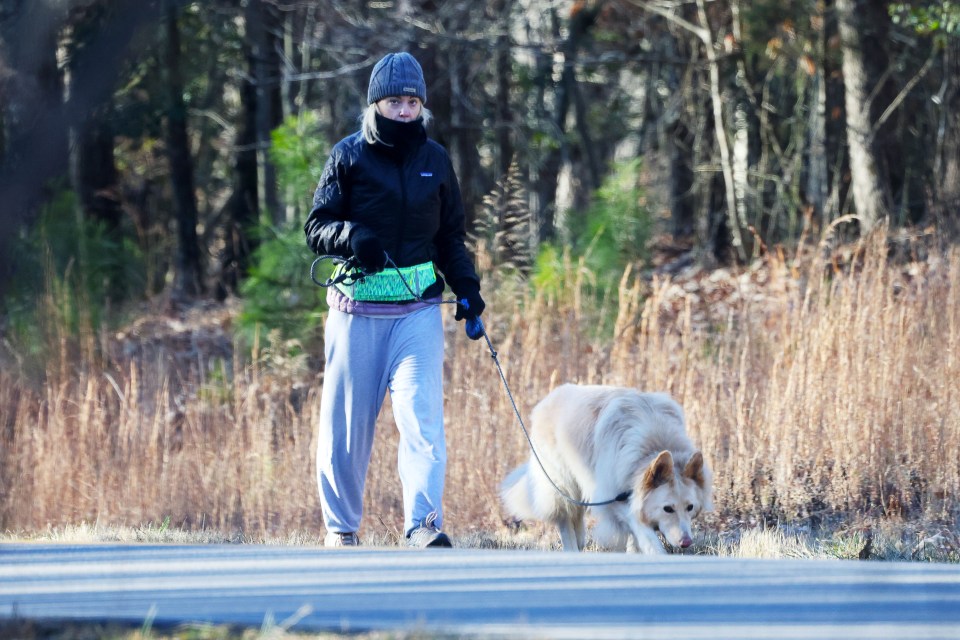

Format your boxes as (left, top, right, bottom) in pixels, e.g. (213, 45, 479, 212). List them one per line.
(873, 47, 937, 133)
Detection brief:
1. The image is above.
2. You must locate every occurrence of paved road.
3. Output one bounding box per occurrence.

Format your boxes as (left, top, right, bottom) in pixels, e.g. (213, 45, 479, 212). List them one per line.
(1, 543, 959, 639)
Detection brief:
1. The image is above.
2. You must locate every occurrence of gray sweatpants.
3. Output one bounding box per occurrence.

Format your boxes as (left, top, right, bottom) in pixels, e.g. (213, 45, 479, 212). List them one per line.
(316, 305, 446, 536)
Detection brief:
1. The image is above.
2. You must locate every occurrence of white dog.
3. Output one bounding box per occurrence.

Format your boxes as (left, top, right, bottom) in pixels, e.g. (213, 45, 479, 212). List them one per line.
(501, 384, 712, 553)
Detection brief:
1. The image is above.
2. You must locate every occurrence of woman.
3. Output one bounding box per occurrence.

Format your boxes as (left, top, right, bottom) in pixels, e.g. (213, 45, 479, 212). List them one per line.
(304, 52, 484, 548)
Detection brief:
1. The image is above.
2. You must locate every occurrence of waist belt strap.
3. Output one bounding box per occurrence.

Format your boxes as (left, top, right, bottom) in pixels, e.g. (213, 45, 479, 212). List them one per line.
(334, 261, 437, 302)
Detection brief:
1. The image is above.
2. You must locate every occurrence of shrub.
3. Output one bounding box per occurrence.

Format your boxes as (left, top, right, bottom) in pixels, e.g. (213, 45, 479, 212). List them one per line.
(566, 158, 652, 280)
(3, 188, 145, 372)
(237, 112, 329, 352)
(238, 224, 327, 352)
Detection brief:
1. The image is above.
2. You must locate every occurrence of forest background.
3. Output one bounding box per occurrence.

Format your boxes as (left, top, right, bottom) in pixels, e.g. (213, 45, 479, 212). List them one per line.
(1, 0, 958, 555)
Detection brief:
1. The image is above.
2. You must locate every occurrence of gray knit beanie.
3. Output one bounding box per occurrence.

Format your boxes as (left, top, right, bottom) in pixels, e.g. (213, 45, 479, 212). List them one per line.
(367, 52, 427, 105)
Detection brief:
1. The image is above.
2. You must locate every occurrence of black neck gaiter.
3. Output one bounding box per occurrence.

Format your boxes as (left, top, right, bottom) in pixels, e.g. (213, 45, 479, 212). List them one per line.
(373, 112, 427, 160)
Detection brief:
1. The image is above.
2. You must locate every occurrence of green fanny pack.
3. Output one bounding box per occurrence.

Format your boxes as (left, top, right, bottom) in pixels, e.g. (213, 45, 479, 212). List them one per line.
(334, 260, 437, 302)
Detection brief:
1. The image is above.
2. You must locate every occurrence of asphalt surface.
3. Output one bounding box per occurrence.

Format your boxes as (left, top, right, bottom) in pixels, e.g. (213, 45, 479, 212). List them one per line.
(1, 543, 959, 639)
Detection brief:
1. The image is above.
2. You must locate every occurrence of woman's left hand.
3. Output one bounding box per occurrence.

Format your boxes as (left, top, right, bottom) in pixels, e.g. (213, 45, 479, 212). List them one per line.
(455, 288, 485, 321)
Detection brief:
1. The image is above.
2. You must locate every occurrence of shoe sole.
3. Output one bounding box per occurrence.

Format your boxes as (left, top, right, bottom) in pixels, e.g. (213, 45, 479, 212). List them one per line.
(407, 532, 453, 548)
(425, 533, 452, 548)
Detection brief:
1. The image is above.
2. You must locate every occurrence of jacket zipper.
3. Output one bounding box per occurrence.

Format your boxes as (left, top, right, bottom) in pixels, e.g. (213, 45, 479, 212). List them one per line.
(393, 159, 408, 262)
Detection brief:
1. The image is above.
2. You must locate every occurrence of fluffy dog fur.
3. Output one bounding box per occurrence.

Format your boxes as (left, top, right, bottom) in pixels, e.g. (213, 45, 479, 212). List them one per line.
(501, 384, 712, 553)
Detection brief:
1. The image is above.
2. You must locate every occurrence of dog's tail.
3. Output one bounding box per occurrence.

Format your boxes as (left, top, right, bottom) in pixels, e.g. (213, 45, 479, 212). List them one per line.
(500, 463, 537, 520)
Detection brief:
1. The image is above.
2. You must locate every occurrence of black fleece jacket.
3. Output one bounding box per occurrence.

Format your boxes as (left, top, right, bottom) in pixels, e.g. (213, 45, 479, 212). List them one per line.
(304, 116, 480, 301)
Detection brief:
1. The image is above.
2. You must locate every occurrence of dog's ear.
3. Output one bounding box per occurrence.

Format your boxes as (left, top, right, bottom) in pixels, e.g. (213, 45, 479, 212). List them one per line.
(683, 451, 707, 488)
(642, 450, 674, 491)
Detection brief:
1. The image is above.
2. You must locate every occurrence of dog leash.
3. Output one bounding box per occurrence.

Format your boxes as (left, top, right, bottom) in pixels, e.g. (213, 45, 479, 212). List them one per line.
(310, 253, 631, 508)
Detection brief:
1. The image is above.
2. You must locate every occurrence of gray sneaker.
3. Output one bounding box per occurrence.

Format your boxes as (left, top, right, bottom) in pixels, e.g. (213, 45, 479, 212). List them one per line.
(406, 512, 452, 548)
(324, 531, 360, 547)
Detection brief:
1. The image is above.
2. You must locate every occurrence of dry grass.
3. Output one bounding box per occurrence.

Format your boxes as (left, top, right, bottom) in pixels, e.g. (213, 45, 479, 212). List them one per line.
(0, 617, 410, 640)
(3, 519, 957, 564)
(1, 229, 958, 555)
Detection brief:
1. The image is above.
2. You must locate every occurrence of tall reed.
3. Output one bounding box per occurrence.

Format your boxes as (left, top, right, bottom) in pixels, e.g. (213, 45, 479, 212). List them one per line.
(1, 234, 957, 539)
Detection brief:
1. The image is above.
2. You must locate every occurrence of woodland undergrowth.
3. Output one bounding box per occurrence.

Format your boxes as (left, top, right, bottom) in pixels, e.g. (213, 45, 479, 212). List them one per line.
(1, 228, 958, 558)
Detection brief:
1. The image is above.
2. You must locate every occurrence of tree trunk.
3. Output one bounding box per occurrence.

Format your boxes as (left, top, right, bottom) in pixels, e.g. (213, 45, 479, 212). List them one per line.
(934, 41, 960, 231)
(836, 0, 889, 232)
(0, 3, 66, 301)
(638, 0, 745, 260)
(216, 30, 260, 300)
(531, 28, 554, 243)
(67, 11, 122, 237)
(246, 0, 283, 223)
(806, 29, 828, 223)
(695, 0, 745, 261)
(668, 120, 695, 238)
(495, 31, 514, 177)
(648, 17, 695, 240)
(163, 0, 204, 299)
(535, 2, 600, 242)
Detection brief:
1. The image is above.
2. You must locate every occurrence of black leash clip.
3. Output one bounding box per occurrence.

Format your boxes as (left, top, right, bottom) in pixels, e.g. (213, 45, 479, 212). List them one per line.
(310, 255, 367, 288)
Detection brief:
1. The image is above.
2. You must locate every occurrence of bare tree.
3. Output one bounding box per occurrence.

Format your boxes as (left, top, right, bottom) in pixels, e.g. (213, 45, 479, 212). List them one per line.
(630, 0, 746, 260)
(533, 0, 603, 242)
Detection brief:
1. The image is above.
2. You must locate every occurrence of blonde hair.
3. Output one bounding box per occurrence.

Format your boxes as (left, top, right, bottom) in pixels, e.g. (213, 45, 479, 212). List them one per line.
(361, 103, 433, 145)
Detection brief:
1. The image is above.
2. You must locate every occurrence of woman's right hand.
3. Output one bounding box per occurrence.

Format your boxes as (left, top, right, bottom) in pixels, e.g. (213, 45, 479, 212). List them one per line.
(350, 235, 387, 274)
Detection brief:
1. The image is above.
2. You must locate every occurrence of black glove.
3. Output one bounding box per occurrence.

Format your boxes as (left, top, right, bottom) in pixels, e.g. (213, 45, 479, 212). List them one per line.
(350, 234, 387, 275)
(454, 280, 485, 321)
